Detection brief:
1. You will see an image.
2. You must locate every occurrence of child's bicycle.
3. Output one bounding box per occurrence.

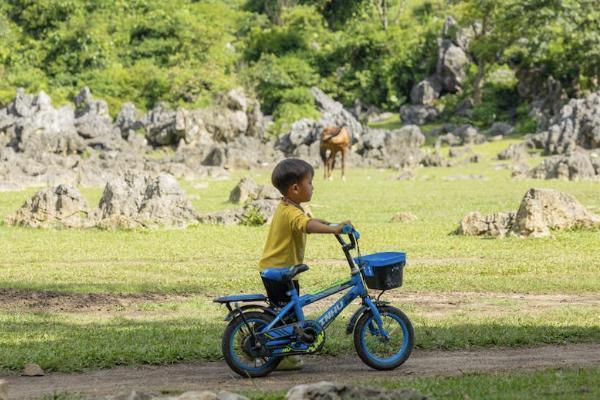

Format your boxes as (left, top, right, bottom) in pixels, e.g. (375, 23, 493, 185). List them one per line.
(214, 225, 414, 377)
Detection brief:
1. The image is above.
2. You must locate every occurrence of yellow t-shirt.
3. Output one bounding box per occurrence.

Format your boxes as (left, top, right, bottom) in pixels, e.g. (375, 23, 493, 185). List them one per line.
(259, 201, 311, 269)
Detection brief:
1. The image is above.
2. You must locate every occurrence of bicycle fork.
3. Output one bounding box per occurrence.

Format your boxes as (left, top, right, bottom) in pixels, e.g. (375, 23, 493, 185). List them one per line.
(363, 297, 390, 339)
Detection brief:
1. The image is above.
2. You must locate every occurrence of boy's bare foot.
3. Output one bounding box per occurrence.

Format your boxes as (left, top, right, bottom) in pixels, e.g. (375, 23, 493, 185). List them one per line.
(276, 355, 304, 371)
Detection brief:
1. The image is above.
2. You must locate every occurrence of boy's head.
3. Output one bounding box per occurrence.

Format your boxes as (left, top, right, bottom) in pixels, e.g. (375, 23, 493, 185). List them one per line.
(272, 158, 314, 201)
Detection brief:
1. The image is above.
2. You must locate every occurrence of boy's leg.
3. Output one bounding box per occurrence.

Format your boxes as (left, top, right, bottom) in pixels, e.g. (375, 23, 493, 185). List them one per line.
(277, 279, 303, 370)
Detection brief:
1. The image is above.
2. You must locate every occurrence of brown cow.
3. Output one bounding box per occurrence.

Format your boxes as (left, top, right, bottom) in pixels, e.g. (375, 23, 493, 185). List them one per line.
(319, 126, 350, 181)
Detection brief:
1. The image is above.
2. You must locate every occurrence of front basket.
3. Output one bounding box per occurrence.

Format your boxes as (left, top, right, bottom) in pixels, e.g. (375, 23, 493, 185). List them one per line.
(354, 252, 406, 290)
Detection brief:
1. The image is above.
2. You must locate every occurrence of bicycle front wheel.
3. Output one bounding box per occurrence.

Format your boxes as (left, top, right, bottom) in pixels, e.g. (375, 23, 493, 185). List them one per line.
(353, 305, 414, 370)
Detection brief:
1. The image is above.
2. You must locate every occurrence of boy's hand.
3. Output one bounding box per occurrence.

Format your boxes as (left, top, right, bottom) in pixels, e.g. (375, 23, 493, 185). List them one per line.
(335, 220, 353, 234)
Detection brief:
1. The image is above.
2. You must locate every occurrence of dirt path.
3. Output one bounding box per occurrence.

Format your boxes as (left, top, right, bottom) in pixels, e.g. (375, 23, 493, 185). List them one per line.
(3, 343, 599, 399)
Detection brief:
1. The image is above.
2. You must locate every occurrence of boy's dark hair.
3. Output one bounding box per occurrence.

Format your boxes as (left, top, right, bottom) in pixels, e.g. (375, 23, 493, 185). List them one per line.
(271, 158, 314, 194)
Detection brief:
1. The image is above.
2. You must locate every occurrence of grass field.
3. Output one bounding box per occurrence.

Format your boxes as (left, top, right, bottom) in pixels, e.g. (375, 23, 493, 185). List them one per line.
(0, 139, 599, 377)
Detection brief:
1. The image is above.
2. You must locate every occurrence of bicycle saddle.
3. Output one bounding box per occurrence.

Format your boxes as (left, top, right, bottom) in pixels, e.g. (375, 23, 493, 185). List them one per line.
(261, 264, 309, 281)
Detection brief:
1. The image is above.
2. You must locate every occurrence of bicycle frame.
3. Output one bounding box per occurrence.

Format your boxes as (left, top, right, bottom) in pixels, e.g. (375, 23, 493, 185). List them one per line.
(259, 270, 388, 339)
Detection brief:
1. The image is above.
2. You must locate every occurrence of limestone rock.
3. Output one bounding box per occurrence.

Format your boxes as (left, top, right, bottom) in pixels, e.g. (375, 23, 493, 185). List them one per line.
(399, 104, 439, 125)
(436, 39, 470, 92)
(229, 177, 280, 204)
(390, 212, 417, 222)
(199, 199, 279, 226)
(21, 363, 45, 377)
(456, 188, 600, 238)
(178, 391, 218, 400)
(5, 185, 94, 228)
(528, 149, 599, 181)
(410, 76, 442, 106)
(97, 171, 198, 229)
(511, 188, 600, 237)
(543, 90, 600, 154)
(286, 381, 427, 400)
(498, 143, 528, 161)
(456, 211, 516, 237)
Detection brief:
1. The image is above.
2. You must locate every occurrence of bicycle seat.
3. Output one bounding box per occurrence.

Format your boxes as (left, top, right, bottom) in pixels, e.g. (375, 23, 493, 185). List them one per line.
(261, 264, 309, 281)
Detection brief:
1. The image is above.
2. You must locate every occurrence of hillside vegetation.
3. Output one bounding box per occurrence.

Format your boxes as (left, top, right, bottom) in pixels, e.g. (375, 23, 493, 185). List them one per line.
(1, 0, 598, 134)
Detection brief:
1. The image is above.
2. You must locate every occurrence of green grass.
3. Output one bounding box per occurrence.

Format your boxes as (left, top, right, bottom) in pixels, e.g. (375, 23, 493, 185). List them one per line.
(246, 367, 600, 400)
(0, 139, 598, 372)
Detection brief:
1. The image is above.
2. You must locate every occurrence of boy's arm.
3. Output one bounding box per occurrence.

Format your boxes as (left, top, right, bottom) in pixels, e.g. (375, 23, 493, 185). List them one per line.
(306, 219, 352, 234)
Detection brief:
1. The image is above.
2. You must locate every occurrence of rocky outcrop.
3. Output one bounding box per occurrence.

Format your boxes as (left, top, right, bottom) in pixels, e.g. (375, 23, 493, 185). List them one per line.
(287, 381, 427, 400)
(229, 177, 280, 204)
(497, 143, 528, 161)
(200, 178, 281, 225)
(97, 171, 198, 229)
(101, 382, 426, 400)
(4, 184, 95, 228)
(0, 88, 85, 155)
(528, 149, 600, 181)
(410, 76, 442, 106)
(358, 125, 425, 168)
(457, 211, 516, 237)
(456, 188, 600, 238)
(74, 87, 124, 151)
(543, 91, 600, 155)
(435, 125, 486, 147)
(399, 104, 439, 125)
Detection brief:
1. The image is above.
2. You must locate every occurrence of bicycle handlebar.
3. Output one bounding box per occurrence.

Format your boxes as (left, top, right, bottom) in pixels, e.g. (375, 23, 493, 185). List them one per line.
(331, 223, 360, 250)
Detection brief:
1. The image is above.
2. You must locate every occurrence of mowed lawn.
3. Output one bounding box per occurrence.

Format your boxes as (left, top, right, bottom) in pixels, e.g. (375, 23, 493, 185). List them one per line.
(0, 140, 599, 373)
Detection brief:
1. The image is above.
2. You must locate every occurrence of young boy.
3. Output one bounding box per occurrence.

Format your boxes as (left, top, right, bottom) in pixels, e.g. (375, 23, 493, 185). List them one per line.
(259, 158, 351, 370)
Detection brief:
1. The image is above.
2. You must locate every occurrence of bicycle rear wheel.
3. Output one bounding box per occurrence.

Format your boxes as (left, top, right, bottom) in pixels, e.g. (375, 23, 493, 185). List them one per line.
(222, 311, 281, 377)
(353, 305, 414, 370)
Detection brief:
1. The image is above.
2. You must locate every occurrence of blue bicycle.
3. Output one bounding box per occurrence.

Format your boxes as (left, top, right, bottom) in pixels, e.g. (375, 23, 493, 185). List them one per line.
(214, 225, 414, 377)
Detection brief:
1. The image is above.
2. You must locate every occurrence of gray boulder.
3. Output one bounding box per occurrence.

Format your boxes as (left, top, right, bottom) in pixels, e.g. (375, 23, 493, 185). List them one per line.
(97, 171, 198, 229)
(488, 122, 514, 136)
(410, 76, 442, 105)
(286, 381, 427, 400)
(358, 125, 425, 168)
(0, 88, 85, 155)
(498, 143, 528, 161)
(399, 104, 439, 125)
(4, 184, 95, 228)
(456, 188, 600, 238)
(543, 90, 600, 155)
(229, 177, 280, 204)
(116, 102, 144, 140)
(74, 88, 125, 150)
(454, 124, 486, 145)
(512, 188, 600, 237)
(199, 199, 279, 226)
(436, 39, 470, 92)
(528, 149, 599, 181)
(144, 102, 180, 146)
(456, 211, 516, 237)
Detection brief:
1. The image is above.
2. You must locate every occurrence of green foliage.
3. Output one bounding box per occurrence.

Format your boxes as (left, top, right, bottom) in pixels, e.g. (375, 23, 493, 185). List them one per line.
(242, 206, 267, 226)
(0, 0, 598, 131)
(0, 0, 246, 112)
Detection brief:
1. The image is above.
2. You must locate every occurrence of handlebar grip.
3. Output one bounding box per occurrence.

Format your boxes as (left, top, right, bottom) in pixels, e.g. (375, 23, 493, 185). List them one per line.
(342, 224, 360, 240)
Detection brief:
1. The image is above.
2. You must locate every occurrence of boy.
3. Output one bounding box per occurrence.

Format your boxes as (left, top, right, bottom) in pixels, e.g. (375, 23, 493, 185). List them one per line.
(259, 158, 351, 370)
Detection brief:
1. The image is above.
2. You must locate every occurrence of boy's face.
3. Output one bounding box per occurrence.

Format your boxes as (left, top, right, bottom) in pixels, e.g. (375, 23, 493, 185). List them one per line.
(288, 174, 313, 203)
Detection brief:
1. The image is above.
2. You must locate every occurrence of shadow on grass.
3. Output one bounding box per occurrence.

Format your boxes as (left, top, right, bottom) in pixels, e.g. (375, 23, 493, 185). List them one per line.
(1, 316, 598, 373)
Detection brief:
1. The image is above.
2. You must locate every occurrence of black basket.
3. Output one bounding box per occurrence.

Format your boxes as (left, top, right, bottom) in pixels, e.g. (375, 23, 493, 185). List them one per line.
(261, 277, 299, 307)
(361, 263, 404, 290)
(355, 252, 406, 291)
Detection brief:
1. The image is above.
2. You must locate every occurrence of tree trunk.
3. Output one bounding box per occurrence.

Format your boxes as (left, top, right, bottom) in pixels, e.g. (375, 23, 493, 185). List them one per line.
(373, 0, 388, 31)
(473, 60, 486, 105)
